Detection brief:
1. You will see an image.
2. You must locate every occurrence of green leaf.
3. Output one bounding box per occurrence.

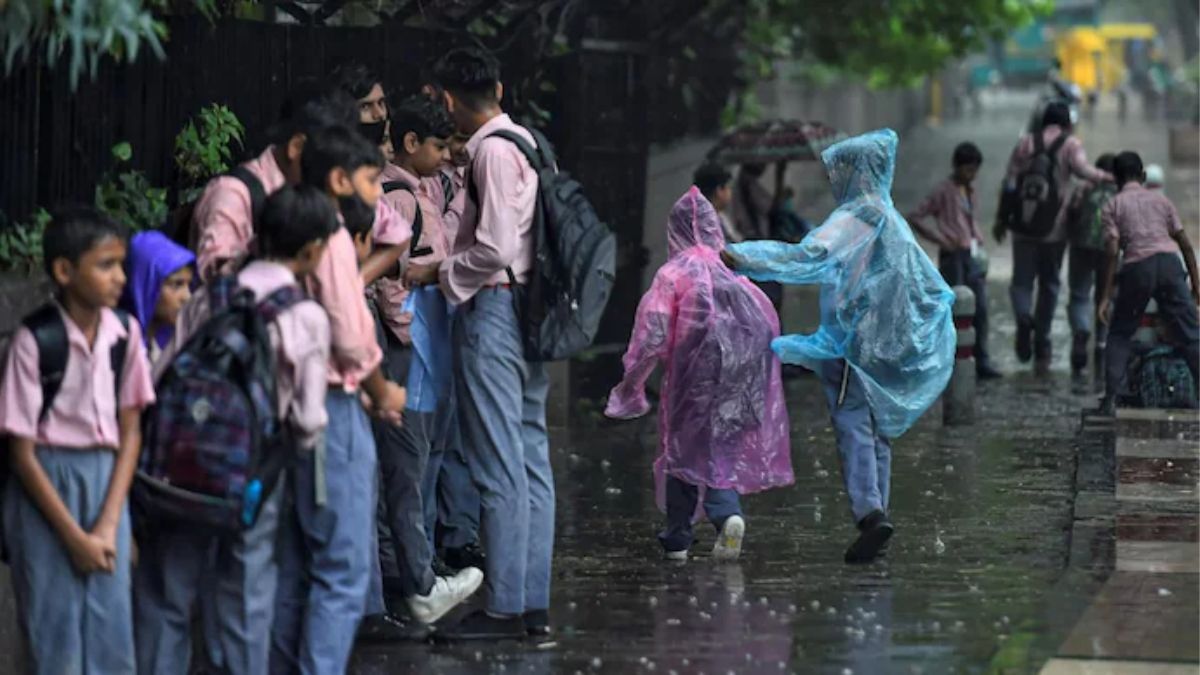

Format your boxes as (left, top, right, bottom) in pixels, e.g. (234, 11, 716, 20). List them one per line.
(112, 141, 132, 162)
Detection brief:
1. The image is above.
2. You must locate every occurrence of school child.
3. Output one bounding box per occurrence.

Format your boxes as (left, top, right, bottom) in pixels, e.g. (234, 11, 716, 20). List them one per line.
(119, 229, 195, 364)
(605, 187, 794, 562)
(371, 95, 484, 630)
(0, 207, 156, 674)
(268, 126, 408, 675)
(694, 161, 743, 244)
(1098, 151, 1200, 414)
(907, 142, 1002, 380)
(1065, 154, 1118, 376)
(133, 185, 337, 675)
(725, 129, 956, 565)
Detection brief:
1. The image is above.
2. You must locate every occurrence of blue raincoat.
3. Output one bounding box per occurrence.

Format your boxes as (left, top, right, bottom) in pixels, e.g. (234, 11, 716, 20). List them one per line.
(729, 129, 955, 437)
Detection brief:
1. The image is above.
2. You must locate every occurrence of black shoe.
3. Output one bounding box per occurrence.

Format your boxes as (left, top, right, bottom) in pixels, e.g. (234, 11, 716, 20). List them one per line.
(357, 612, 431, 643)
(1034, 357, 1052, 378)
(1071, 332, 1090, 374)
(976, 364, 1003, 380)
(431, 556, 456, 579)
(444, 542, 486, 571)
(523, 609, 552, 639)
(844, 511, 894, 565)
(435, 609, 526, 642)
(1015, 320, 1033, 363)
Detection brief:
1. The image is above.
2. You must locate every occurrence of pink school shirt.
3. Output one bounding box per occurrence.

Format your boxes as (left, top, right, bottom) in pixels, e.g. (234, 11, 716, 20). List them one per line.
(0, 306, 156, 449)
(375, 163, 450, 344)
(193, 146, 289, 282)
(1004, 125, 1113, 242)
(907, 177, 982, 252)
(158, 261, 331, 448)
(428, 165, 468, 243)
(439, 114, 538, 305)
(1102, 182, 1183, 267)
(307, 227, 383, 391)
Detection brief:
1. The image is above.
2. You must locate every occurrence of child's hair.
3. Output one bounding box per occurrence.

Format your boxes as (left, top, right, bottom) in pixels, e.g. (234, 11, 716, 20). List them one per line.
(359, 120, 388, 147)
(1042, 101, 1072, 129)
(301, 125, 385, 191)
(267, 80, 359, 146)
(952, 142, 983, 167)
(1113, 151, 1144, 186)
(1096, 153, 1116, 174)
(432, 47, 501, 112)
(331, 62, 381, 100)
(258, 185, 341, 258)
(390, 95, 455, 149)
(693, 162, 732, 201)
(42, 205, 129, 279)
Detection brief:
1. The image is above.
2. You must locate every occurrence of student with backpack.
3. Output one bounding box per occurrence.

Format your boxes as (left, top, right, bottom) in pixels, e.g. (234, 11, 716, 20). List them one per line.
(133, 185, 338, 675)
(268, 126, 408, 675)
(119, 229, 195, 365)
(0, 207, 156, 674)
(996, 102, 1113, 375)
(1065, 154, 1118, 376)
(1098, 151, 1200, 414)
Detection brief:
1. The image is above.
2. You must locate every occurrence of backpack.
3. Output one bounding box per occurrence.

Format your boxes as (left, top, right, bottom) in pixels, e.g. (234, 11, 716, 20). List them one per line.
(133, 276, 303, 534)
(382, 180, 432, 259)
(470, 128, 616, 362)
(1008, 132, 1069, 238)
(1069, 182, 1117, 251)
(0, 305, 130, 561)
(1119, 345, 1199, 410)
(166, 166, 267, 250)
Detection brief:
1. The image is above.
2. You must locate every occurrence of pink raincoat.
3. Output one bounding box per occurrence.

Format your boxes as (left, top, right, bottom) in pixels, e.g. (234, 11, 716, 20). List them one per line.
(606, 187, 794, 496)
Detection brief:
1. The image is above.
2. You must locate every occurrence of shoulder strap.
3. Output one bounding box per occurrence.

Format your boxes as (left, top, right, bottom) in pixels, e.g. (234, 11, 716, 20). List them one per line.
(110, 309, 130, 408)
(382, 180, 431, 258)
(22, 304, 68, 423)
(473, 127, 549, 286)
(228, 165, 267, 225)
(485, 129, 545, 173)
(1047, 131, 1070, 158)
(207, 275, 241, 312)
(256, 285, 306, 324)
(1032, 130, 1045, 156)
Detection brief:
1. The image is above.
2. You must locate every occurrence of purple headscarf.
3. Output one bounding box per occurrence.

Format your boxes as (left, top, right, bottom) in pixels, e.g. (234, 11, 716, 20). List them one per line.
(120, 230, 195, 348)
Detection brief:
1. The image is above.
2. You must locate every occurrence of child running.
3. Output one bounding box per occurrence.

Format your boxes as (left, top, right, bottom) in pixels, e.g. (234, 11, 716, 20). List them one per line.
(605, 187, 794, 562)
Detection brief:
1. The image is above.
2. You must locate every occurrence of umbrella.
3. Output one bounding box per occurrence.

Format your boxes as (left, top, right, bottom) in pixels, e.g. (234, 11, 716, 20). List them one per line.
(707, 119, 847, 165)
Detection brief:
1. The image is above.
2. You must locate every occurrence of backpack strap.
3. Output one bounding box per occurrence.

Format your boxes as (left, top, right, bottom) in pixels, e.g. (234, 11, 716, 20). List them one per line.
(110, 309, 130, 409)
(382, 180, 431, 258)
(256, 285, 306, 324)
(22, 304, 68, 423)
(1046, 131, 1070, 159)
(470, 129, 549, 287)
(207, 275, 241, 312)
(228, 166, 267, 226)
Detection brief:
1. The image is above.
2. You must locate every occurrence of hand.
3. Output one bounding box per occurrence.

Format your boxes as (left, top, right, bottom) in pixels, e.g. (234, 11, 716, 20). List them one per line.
(1192, 288, 1199, 309)
(371, 380, 407, 417)
(1097, 298, 1112, 326)
(404, 264, 439, 288)
(992, 223, 1007, 244)
(67, 530, 116, 575)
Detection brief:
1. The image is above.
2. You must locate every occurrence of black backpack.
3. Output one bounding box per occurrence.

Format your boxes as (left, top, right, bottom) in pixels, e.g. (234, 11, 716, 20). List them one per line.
(382, 180, 432, 259)
(0, 305, 130, 561)
(166, 165, 267, 250)
(471, 128, 616, 362)
(133, 277, 302, 535)
(1009, 132, 1069, 238)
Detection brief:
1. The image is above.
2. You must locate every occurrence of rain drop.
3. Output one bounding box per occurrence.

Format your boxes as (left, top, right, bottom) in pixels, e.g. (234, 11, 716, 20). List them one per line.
(842, 669, 854, 675)
(826, 607, 837, 616)
(605, 487, 622, 496)
(474, 651, 483, 661)
(1158, 588, 1173, 597)
(601, 459, 612, 470)
(569, 602, 577, 611)
(810, 600, 821, 611)
(759, 597, 769, 606)
(934, 534, 946, 555)
(667, 618, 681, 626)
(923, 490, 935, 497)
(688, 596, 698, 606)
(649, 596, 658, 607)
(788, 604, 797, 613)
(931, 621, 941, 632)
(816, 469, 830, 478)
(591, 657, 603, 669)
(700, 611, 712, 621)
(944, 464, 955, 474)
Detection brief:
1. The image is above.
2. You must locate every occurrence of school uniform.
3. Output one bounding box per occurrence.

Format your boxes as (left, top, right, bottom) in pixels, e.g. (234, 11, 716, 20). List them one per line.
(440, 114, 553, 618)
(1101, 182, 1199, 398)
(0, 306, 155, 675)
(134, 261, 330, 675)
(264, 227, 385, 675)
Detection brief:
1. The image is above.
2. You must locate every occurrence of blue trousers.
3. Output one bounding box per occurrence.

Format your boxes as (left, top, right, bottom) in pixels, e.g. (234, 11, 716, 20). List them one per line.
(453, 288, 554, 616)
(1010, 239, 1067, 358)
(134, 481, 284, 675)
(658, 476, 742, 552)
(3, 447, 134, 675)
(420, 394, 481, 552)
(270, 391, 376, 675)
(818, 360, 893, 524)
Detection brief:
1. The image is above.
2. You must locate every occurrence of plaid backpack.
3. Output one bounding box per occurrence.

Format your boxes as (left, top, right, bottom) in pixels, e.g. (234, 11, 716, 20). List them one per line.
(1119, 345, 1199, 410)
(133, 276, 304, 534)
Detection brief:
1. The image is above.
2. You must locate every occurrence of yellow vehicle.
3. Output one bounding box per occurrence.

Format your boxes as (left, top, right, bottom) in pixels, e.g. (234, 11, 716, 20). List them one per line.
(1056, 23, 1158, 95)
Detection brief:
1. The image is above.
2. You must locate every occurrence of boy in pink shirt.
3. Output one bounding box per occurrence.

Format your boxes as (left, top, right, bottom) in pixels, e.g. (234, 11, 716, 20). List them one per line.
(134, 185, 338, 675)
(0, 207, 155, 674)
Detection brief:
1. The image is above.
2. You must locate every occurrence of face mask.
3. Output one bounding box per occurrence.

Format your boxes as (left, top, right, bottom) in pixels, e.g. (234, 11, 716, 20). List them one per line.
(339, 192, 375, 236)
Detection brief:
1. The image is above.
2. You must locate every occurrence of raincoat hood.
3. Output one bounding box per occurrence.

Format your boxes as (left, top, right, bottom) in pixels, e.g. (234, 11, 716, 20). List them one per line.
(822, 128, 897, 205)
(121, 230, 195, 348)
(668, 186, 726, 257)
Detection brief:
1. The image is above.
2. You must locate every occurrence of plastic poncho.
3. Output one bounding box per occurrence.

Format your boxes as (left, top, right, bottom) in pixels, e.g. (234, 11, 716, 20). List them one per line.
(606, 187, 794, 497)
(729, 129, 955, 438)
(120, 230, 195, 349)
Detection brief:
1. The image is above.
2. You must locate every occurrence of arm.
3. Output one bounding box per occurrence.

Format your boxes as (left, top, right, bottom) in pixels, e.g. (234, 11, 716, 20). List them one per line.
(194, 179, 254, 283)
(362, 198, 413, 286)
(1171, 221, 1200, 305)
(1066, 142, 1113, 184)
(605, 275, 675, 420)
(725, 215, 862, 285)
(288, 306, 332, 449)
(1097, 200, 1121, 324)
(905, 188, 950, 247)
(360, 244, 406, 286)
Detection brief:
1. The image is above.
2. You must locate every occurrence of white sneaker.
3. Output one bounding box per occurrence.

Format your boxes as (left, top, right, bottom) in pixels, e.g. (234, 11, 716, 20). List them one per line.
(406, 567, 484, 625)
(712, 515, 745, 562)
(663, 549, 689, 562)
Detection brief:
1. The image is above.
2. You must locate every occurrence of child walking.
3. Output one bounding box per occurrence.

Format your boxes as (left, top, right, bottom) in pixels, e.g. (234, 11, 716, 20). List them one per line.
(120, 229, 194, 364)
(605, 187, 794, 562)
(134, 185, 337, 675)
(0, 207, 156, 674)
